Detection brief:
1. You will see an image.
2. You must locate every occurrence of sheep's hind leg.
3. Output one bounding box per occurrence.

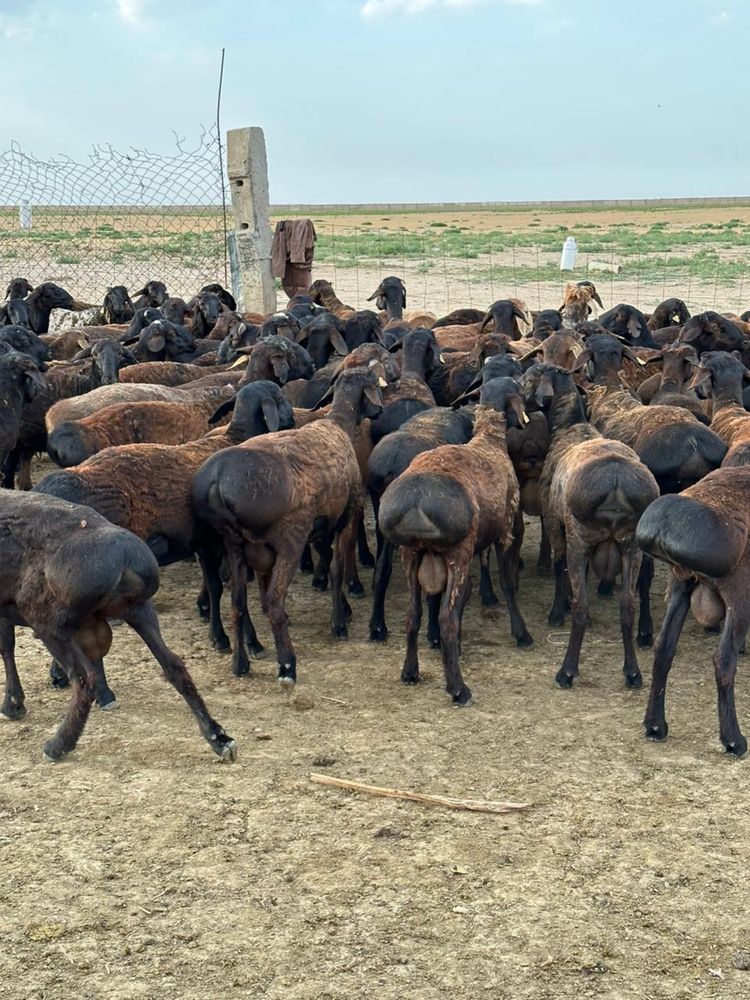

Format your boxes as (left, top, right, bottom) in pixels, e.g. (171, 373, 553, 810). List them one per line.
(439, 569, 472, 706)
(263, 549, 301, 688)
(643, 575, 693, 741)
(556, 543, 588, 688)
(332, 518, 357, 639)
(37, 637, 96, 761)
(401, 550, 423, 685)
(0, 622, 25, 720)
(714, 606, 748, 757)
(548, 555, 568, 627)
(619, 546, 642, 688)
(357, 515, 375, 569)
(123, 601, 235, 760)
(226, 546, 252, 677)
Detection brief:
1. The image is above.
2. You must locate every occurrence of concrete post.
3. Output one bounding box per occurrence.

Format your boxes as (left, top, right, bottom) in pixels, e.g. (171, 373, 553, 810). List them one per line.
(226, 127, 276, 314)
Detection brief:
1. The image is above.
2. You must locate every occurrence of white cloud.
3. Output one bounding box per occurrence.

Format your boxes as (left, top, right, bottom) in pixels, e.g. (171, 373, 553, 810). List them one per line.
(0, 4, 56, 41)
(709, 10, 730, 23)
(362, 0, 540, 15)
(116, 0, 146, 24)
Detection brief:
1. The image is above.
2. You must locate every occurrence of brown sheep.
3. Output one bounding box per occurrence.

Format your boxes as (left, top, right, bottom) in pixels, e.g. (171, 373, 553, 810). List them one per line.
(378, 377, 533, 705)
(688, 351, 750, 466)
(47, 387, 235, 467)
(0, 491, 235, 761)
(638, 466, 750, 756)
(191, 366, 386, 682)
(522, 363, 659, 689)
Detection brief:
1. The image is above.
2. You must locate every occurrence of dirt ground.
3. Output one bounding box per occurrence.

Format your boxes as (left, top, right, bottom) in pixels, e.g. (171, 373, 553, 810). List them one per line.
(2, 459, 750, 1000)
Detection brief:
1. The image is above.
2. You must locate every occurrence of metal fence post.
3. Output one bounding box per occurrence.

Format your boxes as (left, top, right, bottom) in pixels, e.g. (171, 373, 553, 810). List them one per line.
(226, 127, 276, 314)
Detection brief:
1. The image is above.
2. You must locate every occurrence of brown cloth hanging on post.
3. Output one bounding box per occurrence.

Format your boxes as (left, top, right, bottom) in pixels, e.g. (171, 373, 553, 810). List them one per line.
(271, 219, 317, 299)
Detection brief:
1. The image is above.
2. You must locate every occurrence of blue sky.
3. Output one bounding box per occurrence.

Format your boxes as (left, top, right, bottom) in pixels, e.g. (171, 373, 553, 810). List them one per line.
(1, 0, 746, 202)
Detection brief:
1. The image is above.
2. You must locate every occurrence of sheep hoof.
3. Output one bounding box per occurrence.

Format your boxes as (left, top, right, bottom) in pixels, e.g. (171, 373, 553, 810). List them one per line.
(624, 672, 642, 690)
(452, 687, 472, 707)
(250, 644, 267, 660)
(644, 721, 668, 741)
(197, 604, 210, 621)
(516, 633, 534, 650)
(232, 658, 251, 678)
(548, 611, 565, 628)
(312, 577, 328, 592)
(347, 581, 365, 599)
(724, 737, 747, 758)
(597, 580, 615, 598)
(428, 637, 441, 650)
(211, 732, 237, 762)
(42, 742, 65, 762)
(555, 669, 575, 689)
(637, 632, 653, 649)
(331, 625, 348, 640)
(359, 552, 376, 569)
(278, 676, 295, 691)
(0, 700, 26, 721)
(97, 695, 119, 711)
(369, 625, 388, 642)
(50, 666, 70, 690)
(481, 596, 500, 609)
(211, 635, 231, 653)
(401, 672, 420, 685)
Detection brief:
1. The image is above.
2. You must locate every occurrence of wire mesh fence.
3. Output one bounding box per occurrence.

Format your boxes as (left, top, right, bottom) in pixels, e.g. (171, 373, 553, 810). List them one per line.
(1, 128, 749, 319)
(305, 219, 750, 318)
(0, 127, 228, 304)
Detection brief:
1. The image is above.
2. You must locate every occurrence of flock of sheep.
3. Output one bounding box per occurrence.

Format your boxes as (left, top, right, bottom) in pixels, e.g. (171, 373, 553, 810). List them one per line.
(1, 272, 750, 762)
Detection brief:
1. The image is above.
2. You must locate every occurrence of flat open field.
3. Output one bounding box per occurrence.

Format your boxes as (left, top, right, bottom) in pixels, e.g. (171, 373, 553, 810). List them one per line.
(3, 201, 750, 315)
(2, 458, 750, 999)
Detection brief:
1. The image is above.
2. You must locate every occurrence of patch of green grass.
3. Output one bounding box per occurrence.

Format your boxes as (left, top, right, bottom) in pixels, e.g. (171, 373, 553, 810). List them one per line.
(55, 254, 81, 265)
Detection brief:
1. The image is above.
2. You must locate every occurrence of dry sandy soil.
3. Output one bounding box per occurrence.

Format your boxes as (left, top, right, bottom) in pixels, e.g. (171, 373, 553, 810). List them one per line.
(2, 457, 750, 999)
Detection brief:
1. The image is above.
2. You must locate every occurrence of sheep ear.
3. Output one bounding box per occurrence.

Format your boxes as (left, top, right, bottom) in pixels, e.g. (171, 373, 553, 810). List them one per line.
(519, 343, 543, 364)
(509, 395, 529, 426)
(679, 325, 702, 344)
(367, 285, 383, 302)
(387, 339, 403, 353)
(311, 381, 336, 410)
(512, 303, 527, 322)
(71, 345, 93, 361)
(230, 354, 250, 368)
(22, 367, 46, 401)
(261, 397, 281, 432)
(132, 287, 148, 297)
(329, 330, 349, 355)
(479, 311, 493, 333)
(591, 291, 603, 308)
(535, 373, 556, 406)
(209, 397, 236, 424)
(400, 280, 407, 308)
(271, 356, 290, 383)
(687, 368, 711, 392)
(451, 387, 480, 408)
(363, 385, 383, 408)
(148, 334, 166, 353)
(77, 334, 89, 349)
(570, 349, 593, 372)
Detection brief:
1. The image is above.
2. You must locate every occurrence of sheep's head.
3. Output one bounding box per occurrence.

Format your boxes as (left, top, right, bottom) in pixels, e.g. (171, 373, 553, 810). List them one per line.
(479, 299, 529, 340)
(367, 276, 406, 315)
(4, 277, 34, 301)
(102, 285, 135, 325)
(599, 303, 653, 346)
(687, 350, 750, 398)
(132, 281, 168, 307)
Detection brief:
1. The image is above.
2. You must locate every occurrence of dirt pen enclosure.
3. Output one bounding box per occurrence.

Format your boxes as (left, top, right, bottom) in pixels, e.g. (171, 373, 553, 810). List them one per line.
(3, 452, 750, 1000)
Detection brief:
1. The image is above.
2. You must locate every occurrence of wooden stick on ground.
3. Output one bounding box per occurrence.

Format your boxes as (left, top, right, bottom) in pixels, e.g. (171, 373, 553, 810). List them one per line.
(310, 773, 530, 815)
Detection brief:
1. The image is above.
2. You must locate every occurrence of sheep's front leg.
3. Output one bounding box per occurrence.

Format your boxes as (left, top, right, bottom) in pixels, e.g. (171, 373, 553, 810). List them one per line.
(0, 621, 25, 720)
(556, 540, 589, 688)
(369, 540, 394, 642)
(478, 548, 499, 609)
(401, 549, 422, 685)
(637, 554, 655, 648)
(225, 545, 252, 677)
(714, 605, 748, 757)
(644, 574, 693, 741)
(620, 545, 642, 689)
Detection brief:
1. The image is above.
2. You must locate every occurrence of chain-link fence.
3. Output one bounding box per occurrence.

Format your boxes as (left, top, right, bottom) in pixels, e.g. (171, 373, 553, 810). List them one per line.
(0, 126, 228, 305)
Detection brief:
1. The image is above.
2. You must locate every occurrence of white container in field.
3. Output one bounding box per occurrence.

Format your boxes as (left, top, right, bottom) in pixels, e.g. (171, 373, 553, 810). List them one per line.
(560, 236, 577, 271)
(19, 201, 32, 230)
